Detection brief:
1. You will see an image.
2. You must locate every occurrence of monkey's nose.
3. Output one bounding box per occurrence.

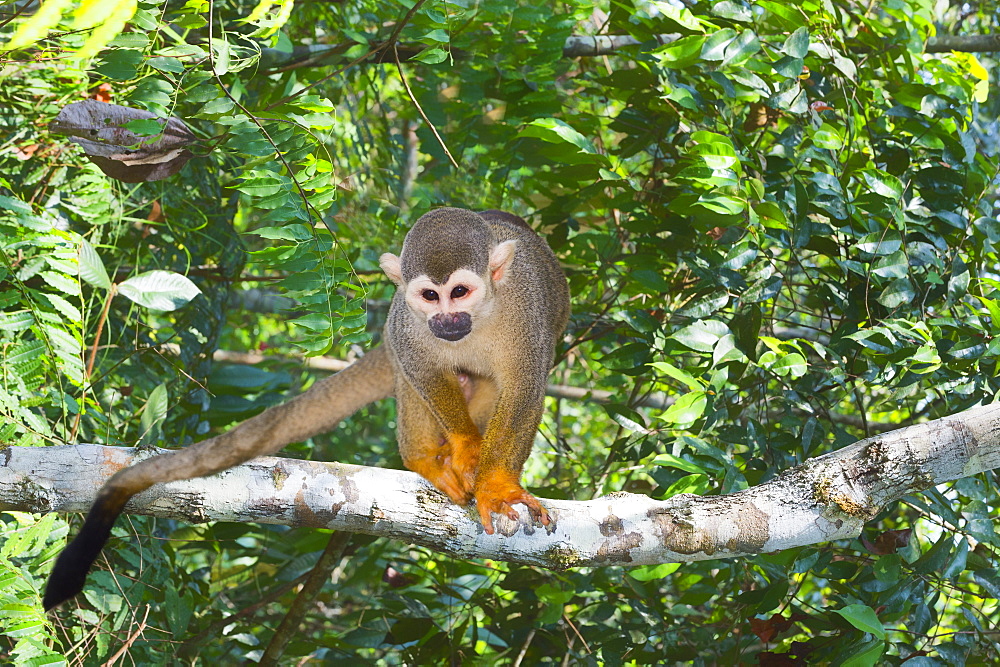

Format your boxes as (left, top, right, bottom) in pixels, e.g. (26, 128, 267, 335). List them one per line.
(429, 312, 472, 341)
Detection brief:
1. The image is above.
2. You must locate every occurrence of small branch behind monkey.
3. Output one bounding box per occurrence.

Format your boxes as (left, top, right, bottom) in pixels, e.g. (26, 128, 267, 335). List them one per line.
(201, 347, 671, 410)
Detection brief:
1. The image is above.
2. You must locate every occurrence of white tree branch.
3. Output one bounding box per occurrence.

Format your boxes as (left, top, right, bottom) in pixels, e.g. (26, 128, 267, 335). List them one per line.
(3, 403, 999, 568)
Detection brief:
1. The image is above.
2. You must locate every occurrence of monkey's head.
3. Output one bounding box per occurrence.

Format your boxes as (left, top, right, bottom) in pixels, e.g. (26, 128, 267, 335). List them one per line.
(379, 208, 518, 342)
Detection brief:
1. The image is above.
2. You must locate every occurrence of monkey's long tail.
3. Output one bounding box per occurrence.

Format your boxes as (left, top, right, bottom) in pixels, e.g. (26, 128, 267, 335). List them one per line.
(43, 345, 394, 611)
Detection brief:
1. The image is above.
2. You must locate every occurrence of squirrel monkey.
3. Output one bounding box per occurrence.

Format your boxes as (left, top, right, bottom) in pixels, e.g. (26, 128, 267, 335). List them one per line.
(43, 207, 570, 610)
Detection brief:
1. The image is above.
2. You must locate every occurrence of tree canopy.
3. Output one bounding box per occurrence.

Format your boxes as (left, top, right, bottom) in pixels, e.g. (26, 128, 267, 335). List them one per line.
(1, 0, 999, 664)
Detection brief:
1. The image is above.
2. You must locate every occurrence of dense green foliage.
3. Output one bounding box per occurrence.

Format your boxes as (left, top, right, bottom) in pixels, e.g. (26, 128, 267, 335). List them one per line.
(1, 0, 999, 664)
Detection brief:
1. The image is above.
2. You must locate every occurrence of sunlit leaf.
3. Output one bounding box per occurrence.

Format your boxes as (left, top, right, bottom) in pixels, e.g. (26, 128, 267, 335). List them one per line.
(118, 270, 201, 311)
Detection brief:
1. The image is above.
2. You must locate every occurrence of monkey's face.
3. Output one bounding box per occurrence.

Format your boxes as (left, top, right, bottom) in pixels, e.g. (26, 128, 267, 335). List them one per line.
(379, 237, 517, 343)
(402, 269, 489, 342)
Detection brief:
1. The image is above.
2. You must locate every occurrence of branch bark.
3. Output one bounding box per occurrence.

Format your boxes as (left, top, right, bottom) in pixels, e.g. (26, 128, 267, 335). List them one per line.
(258, 32, 1000, 71)
(4, 404, 1000, 568)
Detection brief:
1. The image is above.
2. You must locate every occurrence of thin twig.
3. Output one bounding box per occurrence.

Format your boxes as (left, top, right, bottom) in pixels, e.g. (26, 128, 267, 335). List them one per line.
(394, 45, 460, 169)
(259, 532, 353, 666)
(71, 283, 117, 441)
(101, 605, 149, 667)
(512, 628, 536, 667)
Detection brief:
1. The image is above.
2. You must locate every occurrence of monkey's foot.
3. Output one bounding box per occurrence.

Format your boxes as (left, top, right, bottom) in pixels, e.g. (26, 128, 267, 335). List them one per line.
(473, 472, 551, 535)
(408, 449, 473, 505)
(429, 461, 474, 505)
(447, 434, 480, 493)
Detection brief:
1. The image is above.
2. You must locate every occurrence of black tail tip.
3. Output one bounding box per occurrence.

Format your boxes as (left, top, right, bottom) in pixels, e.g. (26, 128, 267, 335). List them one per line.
(43, 547, 90, 611)
(42, 577, 84, 611)
(42, 505, 120, 611)
(42, 585, 72, 612)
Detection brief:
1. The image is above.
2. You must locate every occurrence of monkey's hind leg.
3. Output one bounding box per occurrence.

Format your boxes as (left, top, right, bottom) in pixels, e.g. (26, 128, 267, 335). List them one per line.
(395, 376, 479, 505)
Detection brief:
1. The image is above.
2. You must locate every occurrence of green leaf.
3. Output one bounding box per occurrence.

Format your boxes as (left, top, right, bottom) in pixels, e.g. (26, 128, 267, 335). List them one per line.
(411, 47, 448, 64)
(0, 195, 32, 215)
(873, 554, 902, 583)
(649, 453, 706, 475)
(694, 193, 744, 215)
(701, 28, 736, 61)
(834, 604, 886, 640)
(125, 118, 166, 136)
(721, 30, 760, 68)
(858, 169, 903, 200)
(421, 29, 450, 43)
(671, 320, 730, 352)
(652, 1, 705, 30)
(770, 353, 807, 378)
(39, 271, 80, 297)
(118, 270, 201, 311)
(139, 383, 168, 442)
(209, 365, 291, 393)
(293, 312, 333, 332)
(604, 404, 648, 433)
(210, 37, 231, 75)
(655, 35, 706, 68)
(43, 292, 82, 322)
(832, 49, 857, 80)
(742, 275, 783, 303)
(772, 54, 804, 78)
(663, 473, 711, 497)
(877, 278, 915, 309)
(520, 118, 595, 152)
(146, 56, 184, 73)
(78, 239, 112, 291)
(841, 641, 885, 667)
(710, 1, 751, 22)
(93, 48, 143, 80)
(657, 391, 707, 425)
(628, 563, 681, 581)
(235, 174, 285, 197)
(754, 202, 788, 229)
(0, 311, 34, 334)
(649, 361, 703, 391)
(783, 27, 809, 58)
(253, 225, 312, 241)
(812, 123, 843, 150)
(200, 96, 235, 115)
(855, 232, 902, 256)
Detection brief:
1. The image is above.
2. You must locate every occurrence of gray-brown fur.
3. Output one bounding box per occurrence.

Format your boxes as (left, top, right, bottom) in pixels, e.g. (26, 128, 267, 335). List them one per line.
(384, 208, 569, 528)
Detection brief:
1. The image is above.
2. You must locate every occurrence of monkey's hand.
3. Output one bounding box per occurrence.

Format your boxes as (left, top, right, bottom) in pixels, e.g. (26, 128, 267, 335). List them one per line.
(473, 470, 551, 535)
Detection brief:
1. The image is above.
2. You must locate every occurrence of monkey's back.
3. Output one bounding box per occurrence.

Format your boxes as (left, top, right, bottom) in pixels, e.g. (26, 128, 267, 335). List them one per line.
(484, 212, 570, 339)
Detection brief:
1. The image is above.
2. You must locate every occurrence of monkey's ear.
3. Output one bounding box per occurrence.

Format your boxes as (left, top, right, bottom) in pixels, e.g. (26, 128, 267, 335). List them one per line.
(380, 253, 404, 286)
(489, 240, 517, 283)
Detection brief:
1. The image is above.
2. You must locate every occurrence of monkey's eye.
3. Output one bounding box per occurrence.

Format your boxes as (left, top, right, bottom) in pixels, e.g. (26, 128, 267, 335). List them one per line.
(451, 285, 469, 299)
(422, 289, 439, 302)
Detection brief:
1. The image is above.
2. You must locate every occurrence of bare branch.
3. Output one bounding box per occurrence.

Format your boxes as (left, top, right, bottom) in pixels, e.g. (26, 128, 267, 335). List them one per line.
(197, 347, 671, 408)
(259, 32, 1000, 71)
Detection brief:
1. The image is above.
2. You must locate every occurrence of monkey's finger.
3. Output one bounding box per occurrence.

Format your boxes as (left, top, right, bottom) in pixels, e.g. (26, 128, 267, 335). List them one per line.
(478, 503, 497, 534)
(509, 494, 551, 528)
(499, 503, 520, 522)
(523, 498, 552, 526)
